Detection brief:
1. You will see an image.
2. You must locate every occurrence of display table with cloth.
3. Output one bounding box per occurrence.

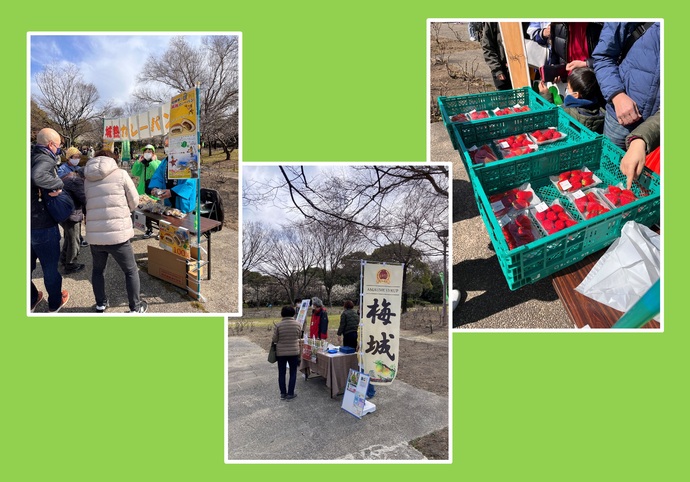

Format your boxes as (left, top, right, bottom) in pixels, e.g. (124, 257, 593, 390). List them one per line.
(299, 348, 359, 398)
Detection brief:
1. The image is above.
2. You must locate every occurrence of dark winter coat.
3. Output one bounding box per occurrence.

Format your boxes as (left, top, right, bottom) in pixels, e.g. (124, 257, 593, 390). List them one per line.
(338, 308, 359, 336)
(30, 144, 64, 230)
(592, 22, 660, 124)
(550, 22, 603, 67)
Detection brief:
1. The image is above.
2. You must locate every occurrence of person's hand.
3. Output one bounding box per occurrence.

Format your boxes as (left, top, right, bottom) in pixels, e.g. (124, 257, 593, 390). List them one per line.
(48, 189, 62, 197)
(612, 93, 641, 126)
(538, 80, 549, 96)
(620, 138, 647, 189)
(566, 60, 587, 71)
(157, 189, 172, 200)
(543, 25, 551, 38)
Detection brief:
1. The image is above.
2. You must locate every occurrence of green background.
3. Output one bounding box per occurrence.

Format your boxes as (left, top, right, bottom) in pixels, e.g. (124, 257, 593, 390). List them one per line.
(7, 2, 682, 480)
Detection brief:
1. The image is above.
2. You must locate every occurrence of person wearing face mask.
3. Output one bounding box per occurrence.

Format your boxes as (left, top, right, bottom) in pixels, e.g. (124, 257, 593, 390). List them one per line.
(57, 146, 83, 178)
(131, 144, 161, 238)
(30, 127, 70, 312)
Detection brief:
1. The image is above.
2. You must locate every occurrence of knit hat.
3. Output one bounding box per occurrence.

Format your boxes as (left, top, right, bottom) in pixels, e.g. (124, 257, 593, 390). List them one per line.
(311, 297, 323, 308)
(65, 146, 81, 159)
(142, 144, 156, 152)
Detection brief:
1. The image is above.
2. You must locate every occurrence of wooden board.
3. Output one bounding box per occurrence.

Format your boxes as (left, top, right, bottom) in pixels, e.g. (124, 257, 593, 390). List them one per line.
(499, 22, 531, 88)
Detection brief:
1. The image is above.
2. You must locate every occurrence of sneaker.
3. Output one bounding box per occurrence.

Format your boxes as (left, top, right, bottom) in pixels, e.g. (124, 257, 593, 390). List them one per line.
(49, 290, 70, 313)
(469, 36, 477, 41)
(280, 393, 287, 400)
(286, 394, 297, 400)
(95, 301, 110, 313)
(143, 229, 154, 239)
(64, 263, 85, 274)
(80, 240, 89, 247)
(129, 300, 148, 313)
(31, 291, 44, 312)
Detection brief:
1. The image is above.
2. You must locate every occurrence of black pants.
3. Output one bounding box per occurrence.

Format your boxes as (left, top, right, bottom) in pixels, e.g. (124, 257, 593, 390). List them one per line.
(276, 355, 300, 396)
(343, 331, 358, 349)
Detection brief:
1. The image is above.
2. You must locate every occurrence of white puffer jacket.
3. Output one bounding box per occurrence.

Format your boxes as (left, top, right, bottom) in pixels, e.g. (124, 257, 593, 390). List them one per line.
(84, 156, 139, 246)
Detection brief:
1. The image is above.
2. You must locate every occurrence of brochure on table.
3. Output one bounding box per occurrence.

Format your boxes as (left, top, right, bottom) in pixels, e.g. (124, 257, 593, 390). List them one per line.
(341, 369, 376, 419)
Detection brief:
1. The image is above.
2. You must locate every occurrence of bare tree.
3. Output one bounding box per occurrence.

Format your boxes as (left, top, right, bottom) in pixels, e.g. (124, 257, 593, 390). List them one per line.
(32, 63, 109, 147)
(242, 220, 271, 277)
(244, 165, 449, 313)
(134, 35, 239, 154)
(263, 165, 448, 230)
(309, 217, 364, 306)
(259, 224, 319, 303)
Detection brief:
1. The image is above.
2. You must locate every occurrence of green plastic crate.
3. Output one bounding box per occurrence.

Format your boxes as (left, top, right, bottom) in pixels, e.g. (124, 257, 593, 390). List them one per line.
(472, 137, 661, 290)
(438, 87, 554, 150)
(452, 108, 601, 176)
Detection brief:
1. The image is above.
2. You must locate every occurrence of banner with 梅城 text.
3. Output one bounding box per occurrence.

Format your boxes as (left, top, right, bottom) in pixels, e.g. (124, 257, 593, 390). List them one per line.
(102, 104, 169, 141)
(360, 261, 403, 386)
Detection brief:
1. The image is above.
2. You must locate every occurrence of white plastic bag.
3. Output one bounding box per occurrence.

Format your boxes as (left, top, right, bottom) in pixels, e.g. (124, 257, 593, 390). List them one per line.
(575, 221, 660, 319)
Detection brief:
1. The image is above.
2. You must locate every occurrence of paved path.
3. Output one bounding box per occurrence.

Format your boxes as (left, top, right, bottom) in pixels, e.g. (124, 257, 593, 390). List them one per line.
(227, 336, 449, 461)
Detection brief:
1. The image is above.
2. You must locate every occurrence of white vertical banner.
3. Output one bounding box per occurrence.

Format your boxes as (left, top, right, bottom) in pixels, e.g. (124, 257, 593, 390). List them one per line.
(149, 105, 163, 137)
(360, 261, 404, 385)
(137, 112, 151, 139)
(102, 118, 117, 141)
(161, 102, 171, 135)
(128, 115, 140, 141)
(119, 118, 129, 141)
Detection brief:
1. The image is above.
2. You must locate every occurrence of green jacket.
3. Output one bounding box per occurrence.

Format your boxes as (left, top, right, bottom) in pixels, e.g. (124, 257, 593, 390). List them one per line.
(338, 309, 359, 336)
(130, 158, 161, 195)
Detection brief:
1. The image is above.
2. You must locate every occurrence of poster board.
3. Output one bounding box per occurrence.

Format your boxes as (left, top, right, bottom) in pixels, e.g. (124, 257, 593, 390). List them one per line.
(341, 369, 375, 419)
(296, 299, 311, 333)
(168, 88, 199, 180)
(158, 220, 191, 258)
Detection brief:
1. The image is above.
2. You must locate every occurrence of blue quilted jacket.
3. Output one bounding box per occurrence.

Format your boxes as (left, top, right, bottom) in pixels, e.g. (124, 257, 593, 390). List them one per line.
(592, 22, 660, 122)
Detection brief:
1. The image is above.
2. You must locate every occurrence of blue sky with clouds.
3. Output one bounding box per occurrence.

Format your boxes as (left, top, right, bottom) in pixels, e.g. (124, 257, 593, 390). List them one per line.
(29, 33, 206, 108)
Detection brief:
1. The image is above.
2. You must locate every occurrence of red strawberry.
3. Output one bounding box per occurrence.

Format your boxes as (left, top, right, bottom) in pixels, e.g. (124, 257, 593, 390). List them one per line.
(558, 212, 570, 221)
(559, 171, 571, 182)
(554, 220, 566, 230)
(546, 211, 558, 221)
(515, 214, 531, 228)
(604, 193, 618, 205)
(512, 199, 529, 209)
(551, 131, 561, 139)
(609, 186, 621, 195)
(515, 190, 532, 201)
(551, 204, 564, 213)
(535, 211, 547, 221)
(564, 219, 578, 227)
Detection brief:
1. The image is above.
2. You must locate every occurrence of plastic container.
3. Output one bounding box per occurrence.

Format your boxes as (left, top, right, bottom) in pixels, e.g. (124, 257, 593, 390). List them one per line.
(438, 87, 554, 150)
(567, 189, 612, 220)
(528, 127, 568, 145)
(452, 107, 600, 175)
(550, 167, 602, 193)
(530, 199, 578, 234)
(488, 182, 541, 218)
(472, 137, 661, 290)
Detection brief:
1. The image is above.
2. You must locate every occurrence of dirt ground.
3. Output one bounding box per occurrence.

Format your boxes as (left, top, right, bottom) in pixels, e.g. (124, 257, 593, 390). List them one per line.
(229, 305, 450, 460)
(429, 22, 495, 122)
